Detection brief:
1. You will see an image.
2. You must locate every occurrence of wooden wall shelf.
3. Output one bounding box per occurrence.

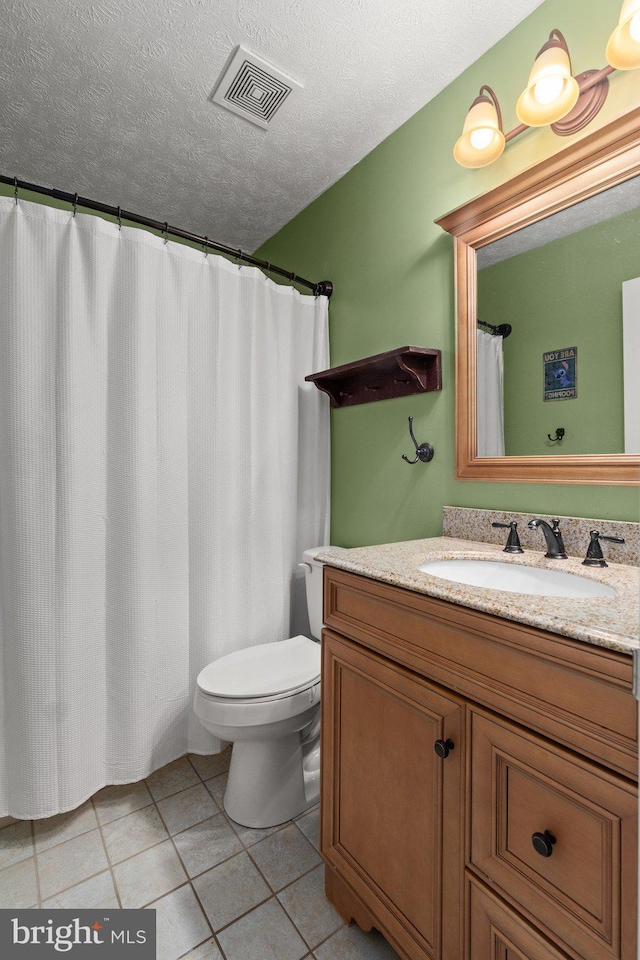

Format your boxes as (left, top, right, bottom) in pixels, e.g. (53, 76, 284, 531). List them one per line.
(305, 346, 442, 408)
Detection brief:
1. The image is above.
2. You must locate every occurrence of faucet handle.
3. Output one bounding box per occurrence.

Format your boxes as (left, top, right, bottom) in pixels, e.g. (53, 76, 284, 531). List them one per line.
(492, 521, 524, 554)
(582, 530, 625, 568)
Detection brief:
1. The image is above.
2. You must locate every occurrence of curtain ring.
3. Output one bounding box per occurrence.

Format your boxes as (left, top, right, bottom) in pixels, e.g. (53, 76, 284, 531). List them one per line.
(73, 193, 78, 217)
(203, 236, 209, 258)
(116, 206, 122, 230)
(163, 222, 169, 244)
(14, 177, 18, 204)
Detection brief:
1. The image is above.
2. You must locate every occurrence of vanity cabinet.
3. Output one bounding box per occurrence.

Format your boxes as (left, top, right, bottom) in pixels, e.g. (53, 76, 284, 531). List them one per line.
(320, 567, 638, 960)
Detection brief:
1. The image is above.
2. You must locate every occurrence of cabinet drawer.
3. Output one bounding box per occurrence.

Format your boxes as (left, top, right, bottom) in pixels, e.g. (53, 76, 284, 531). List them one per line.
(469, 709, 637, 960)
(468, 876, 573, 960)
(324, 567, 637, 778)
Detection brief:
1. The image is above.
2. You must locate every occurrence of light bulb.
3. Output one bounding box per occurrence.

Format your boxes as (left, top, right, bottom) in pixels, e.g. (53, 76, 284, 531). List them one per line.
(469, 127, 495, 150)
(533, 74, 565, 105)
(630, 11, 640, 41)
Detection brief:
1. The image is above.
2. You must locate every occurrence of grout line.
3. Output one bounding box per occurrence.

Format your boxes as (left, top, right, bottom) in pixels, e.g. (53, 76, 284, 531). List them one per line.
(148, 782, 227, 957)
(92, 793, 155, 828)
(30, 820, 42, 908)
(31, 806, 100, 855)
(90, 796, 123, 909)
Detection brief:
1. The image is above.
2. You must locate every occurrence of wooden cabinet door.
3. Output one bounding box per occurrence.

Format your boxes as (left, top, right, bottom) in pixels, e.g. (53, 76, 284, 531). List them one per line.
(321, 630, 464, 960)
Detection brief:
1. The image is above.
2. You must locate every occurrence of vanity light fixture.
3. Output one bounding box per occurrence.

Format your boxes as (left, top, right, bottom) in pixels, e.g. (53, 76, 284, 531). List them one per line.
(606, 0, 640, 69)
(454, 2, 640, 168)
(453, 86, 505, 168)
(515, 30, 579, 127)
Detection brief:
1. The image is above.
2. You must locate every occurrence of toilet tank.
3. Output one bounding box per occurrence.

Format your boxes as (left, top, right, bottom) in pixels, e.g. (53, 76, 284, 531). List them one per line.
(300, 547, 345, 640)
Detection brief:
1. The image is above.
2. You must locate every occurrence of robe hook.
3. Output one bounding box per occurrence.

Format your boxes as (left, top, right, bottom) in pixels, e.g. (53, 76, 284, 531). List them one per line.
(547, 427, 565, 442)
(402, 416, 434, 464)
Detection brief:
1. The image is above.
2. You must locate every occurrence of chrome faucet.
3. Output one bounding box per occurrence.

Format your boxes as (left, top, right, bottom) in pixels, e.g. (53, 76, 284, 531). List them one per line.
(527, 518, 567, 559)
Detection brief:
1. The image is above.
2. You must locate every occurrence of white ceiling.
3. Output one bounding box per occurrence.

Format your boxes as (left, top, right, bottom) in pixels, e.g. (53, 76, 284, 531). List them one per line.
(1, 0, 545, 252)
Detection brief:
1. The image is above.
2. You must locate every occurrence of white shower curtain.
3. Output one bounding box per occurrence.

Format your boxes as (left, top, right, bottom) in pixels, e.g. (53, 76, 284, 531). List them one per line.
(476, 329, 505, 457)
(0, 197, 330, 819)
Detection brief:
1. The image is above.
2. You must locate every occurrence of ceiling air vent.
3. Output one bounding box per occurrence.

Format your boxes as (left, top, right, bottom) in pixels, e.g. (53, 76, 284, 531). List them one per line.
(211, 45, 302, 129)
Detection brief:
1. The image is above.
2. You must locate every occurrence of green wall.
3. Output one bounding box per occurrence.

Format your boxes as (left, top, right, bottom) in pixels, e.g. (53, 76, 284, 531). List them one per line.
(256, 0, 640, 546)
(478, 205, 640, 457)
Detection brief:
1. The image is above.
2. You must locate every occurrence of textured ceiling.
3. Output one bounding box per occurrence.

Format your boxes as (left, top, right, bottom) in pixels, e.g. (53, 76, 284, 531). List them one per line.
(1, 0, 545, 251)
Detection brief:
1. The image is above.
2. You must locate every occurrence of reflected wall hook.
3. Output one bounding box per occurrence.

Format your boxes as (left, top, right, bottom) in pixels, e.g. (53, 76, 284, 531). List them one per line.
(547, 427, 565, 442)
(402, 416, 434, 464)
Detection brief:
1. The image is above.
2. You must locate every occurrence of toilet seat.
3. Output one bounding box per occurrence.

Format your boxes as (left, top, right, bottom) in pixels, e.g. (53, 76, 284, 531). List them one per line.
(197, 635, 320, 702)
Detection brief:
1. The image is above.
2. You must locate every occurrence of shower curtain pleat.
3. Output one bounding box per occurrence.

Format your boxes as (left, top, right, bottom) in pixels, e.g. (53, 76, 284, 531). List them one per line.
(0, 196, 330, 818)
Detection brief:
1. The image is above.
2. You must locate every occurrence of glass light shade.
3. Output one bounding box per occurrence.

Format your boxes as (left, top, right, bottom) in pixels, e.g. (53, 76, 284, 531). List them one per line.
(606, 0, 640, 69)
(453, 97, 505, 168)
(516, 44, 580, 126)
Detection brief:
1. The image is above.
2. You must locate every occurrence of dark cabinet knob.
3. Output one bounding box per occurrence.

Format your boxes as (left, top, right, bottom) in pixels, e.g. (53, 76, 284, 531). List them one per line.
(434, 738, 455, 759)
(531, 830, 556, 857)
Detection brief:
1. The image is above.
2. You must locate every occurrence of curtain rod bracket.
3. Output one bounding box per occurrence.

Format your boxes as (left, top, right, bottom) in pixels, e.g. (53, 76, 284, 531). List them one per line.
(314, 280, 333, 298)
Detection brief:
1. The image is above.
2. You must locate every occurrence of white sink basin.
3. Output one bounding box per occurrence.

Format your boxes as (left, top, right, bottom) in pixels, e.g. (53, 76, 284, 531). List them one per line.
(417, 558, 616, 599)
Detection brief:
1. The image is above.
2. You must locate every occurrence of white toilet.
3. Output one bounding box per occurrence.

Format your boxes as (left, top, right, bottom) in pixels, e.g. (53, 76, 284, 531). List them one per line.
(193, 547, 342, 828)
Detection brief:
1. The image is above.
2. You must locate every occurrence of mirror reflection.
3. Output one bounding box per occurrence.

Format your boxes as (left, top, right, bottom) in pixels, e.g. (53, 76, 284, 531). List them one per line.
(476, 175, 640, 458)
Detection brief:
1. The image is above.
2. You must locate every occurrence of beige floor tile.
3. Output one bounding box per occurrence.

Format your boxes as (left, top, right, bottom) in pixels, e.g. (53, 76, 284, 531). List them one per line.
(204, 773, 227, 807)
(37, 828, 108, 900)
(218, 897, 307, 960)
(92, 780, 153, 824)
(0, 857, 38, 907)
(193, 851, 270, 931)
(157, 784, 219, 835)
(295, 807, 320, 851)
(102, 805, 168, 864)
(188, 748, 231, 781)
(0, 820, 34, 869)
(146, 758, 200, 801)
(314, 924, 401, 960)
(172, 814, 242, 878)
(278, 865, 342, 948)
(225, 813, 284, 848)
(182, 939, 223, 960)
(148, 883, 211, 960)
(249, 823, 321, 891)
(113, 840, 187, 908)
(42, 870, 120, 909)
(34, 801, 98, 853)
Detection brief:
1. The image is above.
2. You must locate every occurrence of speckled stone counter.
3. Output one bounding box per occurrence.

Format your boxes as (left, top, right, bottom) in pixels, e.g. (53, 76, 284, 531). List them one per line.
(318, 537, 640, 654)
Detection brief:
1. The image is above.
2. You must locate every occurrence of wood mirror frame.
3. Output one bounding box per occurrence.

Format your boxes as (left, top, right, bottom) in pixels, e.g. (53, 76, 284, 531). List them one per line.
(436, 105, 640, 485)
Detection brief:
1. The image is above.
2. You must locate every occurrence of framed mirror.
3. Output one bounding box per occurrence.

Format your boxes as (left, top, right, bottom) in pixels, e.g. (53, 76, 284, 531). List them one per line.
(437, 105, 640, 485)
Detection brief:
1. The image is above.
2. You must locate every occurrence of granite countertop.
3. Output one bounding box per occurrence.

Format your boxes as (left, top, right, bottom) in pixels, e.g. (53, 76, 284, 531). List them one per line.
(318, 537, 640, 655)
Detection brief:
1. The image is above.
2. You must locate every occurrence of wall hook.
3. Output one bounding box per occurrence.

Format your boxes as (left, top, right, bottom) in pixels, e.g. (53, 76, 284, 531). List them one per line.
(547, 427, 565, 442)
(402, 416, 434, 464)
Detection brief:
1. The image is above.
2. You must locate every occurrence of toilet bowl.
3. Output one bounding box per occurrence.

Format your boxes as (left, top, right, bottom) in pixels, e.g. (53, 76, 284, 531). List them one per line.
(193, 546, 342, 828)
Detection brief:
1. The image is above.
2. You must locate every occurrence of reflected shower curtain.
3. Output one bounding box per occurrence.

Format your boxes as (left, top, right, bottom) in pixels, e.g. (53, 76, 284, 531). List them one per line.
(476, 329, 505, 457)
(0, 197, 329, 818)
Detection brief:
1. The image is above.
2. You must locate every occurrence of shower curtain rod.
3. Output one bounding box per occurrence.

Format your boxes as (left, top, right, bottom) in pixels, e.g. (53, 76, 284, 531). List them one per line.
(1, 174, 334, 299)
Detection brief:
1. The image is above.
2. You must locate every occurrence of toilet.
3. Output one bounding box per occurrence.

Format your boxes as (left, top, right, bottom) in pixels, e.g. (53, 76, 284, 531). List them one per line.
(193, 546, 343, 828)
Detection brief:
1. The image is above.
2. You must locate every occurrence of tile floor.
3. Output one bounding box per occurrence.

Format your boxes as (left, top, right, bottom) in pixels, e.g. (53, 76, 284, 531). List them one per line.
(0, 750, 399, 960)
